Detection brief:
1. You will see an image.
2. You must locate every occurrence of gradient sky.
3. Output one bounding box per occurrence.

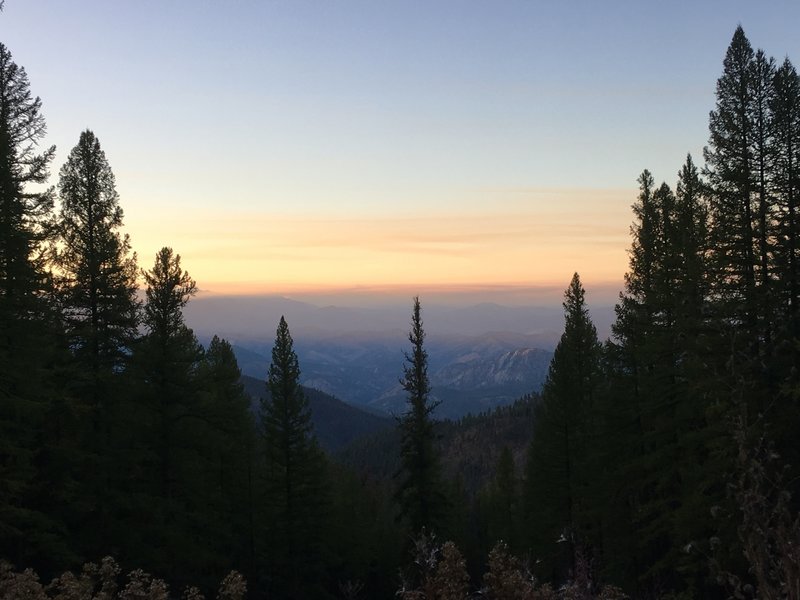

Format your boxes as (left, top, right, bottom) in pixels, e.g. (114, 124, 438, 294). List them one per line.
(3, 1, 800, 302)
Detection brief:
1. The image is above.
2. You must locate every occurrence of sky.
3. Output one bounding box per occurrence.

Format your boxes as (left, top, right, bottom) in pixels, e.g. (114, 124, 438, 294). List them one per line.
(3, 1, 800, 306)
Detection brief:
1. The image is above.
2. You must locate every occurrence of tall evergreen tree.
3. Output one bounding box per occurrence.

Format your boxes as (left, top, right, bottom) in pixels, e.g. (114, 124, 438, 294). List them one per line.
(703, 26, 800, 511)
(261, 316, 329, 599)
(772, 58, 800, 339)
(770, 58, 800, 485)
(51, 130, 139, 567)
(0, 41, 67, 569)
(601, 164, 716, 595)
(674, 154, 709, 331)
(523, 273, 600, 581)
(137, 246, 202, 499)
(395, 296, 446, 535)
(750, 50, 777, 350)
(0, 42, 55, 312)
(704, 26, 767, 357)
(123, 247, 205, 583)
(56, 130, 139, 390)
(188, 336, 256, 584)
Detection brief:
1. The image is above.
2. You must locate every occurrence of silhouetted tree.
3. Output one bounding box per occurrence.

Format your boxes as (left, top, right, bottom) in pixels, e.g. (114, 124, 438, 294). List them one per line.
(193, 336, 256, 578)
(124, 247, 205, 582)
(704, 26, 763, 353)
(261, 316, 329, 599)
(772, 58, 800, 339)
(55, 129, 138, 411)
(395, 296, 447, 534)
(0, 41, 68, 569)
(523, 273, 600, 581)
(139, 246, 201, 495)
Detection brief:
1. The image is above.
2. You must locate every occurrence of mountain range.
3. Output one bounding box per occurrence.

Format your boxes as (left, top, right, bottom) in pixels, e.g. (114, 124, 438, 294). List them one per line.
(231, 332, 551, 419)
(187, 295, 573, 418)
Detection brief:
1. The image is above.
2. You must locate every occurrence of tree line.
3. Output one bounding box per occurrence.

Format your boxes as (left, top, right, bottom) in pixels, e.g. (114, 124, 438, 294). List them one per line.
(510, 26, 800, 599)
(0, 38, 402, 599)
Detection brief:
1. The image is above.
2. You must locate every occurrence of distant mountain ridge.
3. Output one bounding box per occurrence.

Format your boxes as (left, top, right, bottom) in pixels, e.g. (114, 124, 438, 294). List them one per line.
(188, 295, 566, 419)
(185, 294, 606, 344)
(231, 332, 552, 419)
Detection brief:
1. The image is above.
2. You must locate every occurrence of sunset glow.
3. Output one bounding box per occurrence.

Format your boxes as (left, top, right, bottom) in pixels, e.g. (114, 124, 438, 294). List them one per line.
(125, 187, 633, 295)
(4, 2, 799, 304)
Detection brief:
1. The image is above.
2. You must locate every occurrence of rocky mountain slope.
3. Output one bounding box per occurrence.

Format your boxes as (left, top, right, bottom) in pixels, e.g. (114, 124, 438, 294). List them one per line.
(232, 333, 552, 419)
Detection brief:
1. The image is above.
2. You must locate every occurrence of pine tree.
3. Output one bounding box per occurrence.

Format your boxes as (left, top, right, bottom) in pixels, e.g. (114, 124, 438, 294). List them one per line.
(261, 316, 328, 599)
(138, 246, 202, 498)
(772, 58, 800, 339)
(54, 131, 138, 511)
(0, 41, 68, 568)
(56, 130, 139, 388)
(674, 154, 709, 332)
(122, 247, 205, 583)
(523, 273, 600, 581)
(704, 26, 765, 354)
(601, 164, 716, 595)
(176, 335, 256, 583)
(750, 50, 777, 350)
(770, 58, 800, 489)
(395, 296, 446, 535)
(0, 42, 55, 312)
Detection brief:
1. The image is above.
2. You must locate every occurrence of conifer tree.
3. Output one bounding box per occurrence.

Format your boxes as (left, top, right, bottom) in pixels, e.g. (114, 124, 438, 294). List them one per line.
(601, 165, 714, 594)
(704, 26, 762, 351)
(770, 58, 800, 481)
(750, 50, 777, 349)
(395, 296, 446, 535)
(0, 42, 55, 313)
(195, 336, 255, 576)
(523, 273, 600, 580)
(772, 58, 800, 339)
(138, 247, 202, 498)
(55, 130, 139, 412)
(0, 41, 67, 568)
(261, 316, 328, 599)
(124, 248, 205, 582)
(674, 154, 709, 330)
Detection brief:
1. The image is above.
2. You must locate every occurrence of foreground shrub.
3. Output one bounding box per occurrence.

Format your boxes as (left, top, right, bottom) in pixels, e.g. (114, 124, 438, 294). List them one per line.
(0, 558, 245, 600)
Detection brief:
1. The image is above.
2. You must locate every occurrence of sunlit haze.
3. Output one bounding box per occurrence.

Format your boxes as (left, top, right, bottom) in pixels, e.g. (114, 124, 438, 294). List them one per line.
(4, 1, 800, 303)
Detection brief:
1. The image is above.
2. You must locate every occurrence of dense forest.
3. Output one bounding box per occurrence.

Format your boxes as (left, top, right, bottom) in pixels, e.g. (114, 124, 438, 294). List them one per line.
(2, 24, 800, 600)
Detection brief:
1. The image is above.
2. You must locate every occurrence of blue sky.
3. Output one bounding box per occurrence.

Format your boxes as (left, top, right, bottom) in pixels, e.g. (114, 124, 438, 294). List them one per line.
(2, 1, 799, 299)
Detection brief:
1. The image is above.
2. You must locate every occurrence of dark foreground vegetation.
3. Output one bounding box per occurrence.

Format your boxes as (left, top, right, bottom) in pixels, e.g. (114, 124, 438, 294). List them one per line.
(1, 23, 800, 599)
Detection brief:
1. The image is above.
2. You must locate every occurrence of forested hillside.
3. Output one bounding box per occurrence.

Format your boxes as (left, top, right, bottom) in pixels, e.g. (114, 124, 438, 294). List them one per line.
(239, 375, 394, 452)
(1, 24, 799, 600)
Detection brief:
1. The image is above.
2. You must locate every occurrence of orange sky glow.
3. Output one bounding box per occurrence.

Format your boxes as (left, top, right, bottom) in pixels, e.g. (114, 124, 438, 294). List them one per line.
(126, 187, 634, 299)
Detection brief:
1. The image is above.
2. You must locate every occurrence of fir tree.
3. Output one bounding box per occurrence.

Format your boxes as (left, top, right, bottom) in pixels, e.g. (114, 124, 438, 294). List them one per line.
(395, 296, 446, 535)
(770, 58, 800, 487)
(55, 130, 139, 417)
(602, 164, 715, 595)
(261, 316, 328, 599)
(137, 247, 202, 499)
(523, 273, 600, 581)
(772, 58, 800, 339)
(704, 26, 762, 351)
(0, 41, 67, 569)
(124, 247, 205, 583)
